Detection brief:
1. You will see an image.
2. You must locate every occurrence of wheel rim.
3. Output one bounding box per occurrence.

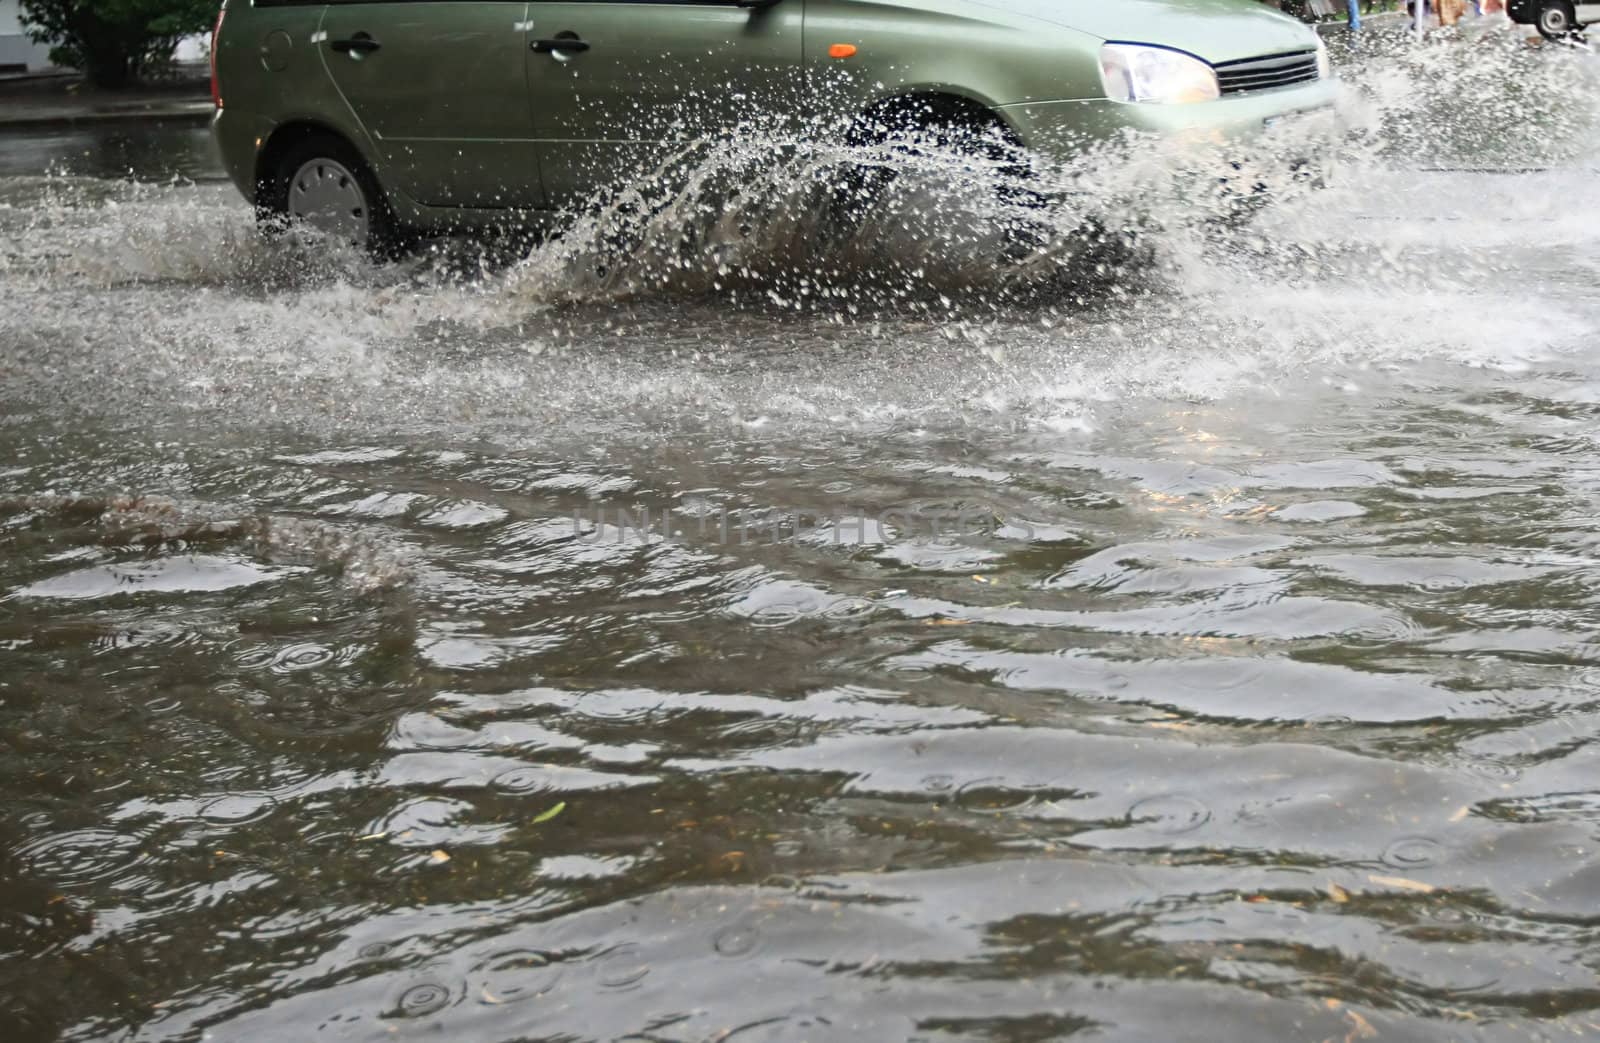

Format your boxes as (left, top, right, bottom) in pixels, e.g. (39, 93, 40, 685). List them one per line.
(1541, 6, 1569, 34)
(287, 157, 370, 247)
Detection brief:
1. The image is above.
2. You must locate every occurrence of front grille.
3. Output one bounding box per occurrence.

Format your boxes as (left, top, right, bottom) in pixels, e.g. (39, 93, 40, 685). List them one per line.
(1214, 51, 1320, 95)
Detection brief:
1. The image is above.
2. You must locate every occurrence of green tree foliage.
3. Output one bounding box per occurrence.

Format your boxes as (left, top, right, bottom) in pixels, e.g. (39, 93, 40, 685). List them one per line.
(20, 0, 219, 88)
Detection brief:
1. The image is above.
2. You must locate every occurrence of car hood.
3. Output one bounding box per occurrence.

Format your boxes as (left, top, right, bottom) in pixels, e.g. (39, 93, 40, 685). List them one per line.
(967, 0, 1321, 65)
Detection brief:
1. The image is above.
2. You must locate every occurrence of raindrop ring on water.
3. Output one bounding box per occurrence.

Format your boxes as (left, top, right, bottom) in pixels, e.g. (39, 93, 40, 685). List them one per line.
(471, 949, 564, 1005)
(1128, 794, 1212, 835)
(1461, 757, 1521, 782)
(747, 603, 807, 629)
(394, 982, 454, 1019)
(885, 658, 932, 683)
(821, 597, 875, 621)
(199, 795, 272, 823)
(592, 943, 651, 991)
(955, 777, 1037, 814)
(712, 922, 761, 958)
(272, 643, 334, 672)
(574, 692, 659, 724)
(17, 829, 146, 888)
(1382, 835, 1445, 869)
(491, 767, 554, 794)
(230, 644, 278, 670)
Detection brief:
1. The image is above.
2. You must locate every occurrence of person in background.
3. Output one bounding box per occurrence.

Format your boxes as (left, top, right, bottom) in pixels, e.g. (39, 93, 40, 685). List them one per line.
(1274, 0, 1335, 19)
(1406, 0, 1471, 28)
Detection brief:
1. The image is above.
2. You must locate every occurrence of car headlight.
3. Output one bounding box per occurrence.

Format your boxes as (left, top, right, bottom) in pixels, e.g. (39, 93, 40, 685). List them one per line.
(1098, 43, 1220, 105)
(1315, 37, 1332, 79)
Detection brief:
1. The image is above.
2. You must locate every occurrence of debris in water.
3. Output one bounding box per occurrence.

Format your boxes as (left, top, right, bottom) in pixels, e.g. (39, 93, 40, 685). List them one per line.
(1367, 874, 1436, 894)
(532, 802, 567, 824)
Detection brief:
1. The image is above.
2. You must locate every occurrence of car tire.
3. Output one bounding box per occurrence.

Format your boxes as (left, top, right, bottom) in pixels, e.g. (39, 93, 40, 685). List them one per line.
(830, 106, 1041, 243)
(1536, 0, 1577, 40)
(259, 133, 403, 257)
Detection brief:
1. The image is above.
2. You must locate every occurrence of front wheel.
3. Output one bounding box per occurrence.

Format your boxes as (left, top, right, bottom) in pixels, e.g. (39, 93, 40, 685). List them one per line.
(260, 133, 401, 256)
(827, 109, 1044, 246)
(1537, 0, 1578, 40)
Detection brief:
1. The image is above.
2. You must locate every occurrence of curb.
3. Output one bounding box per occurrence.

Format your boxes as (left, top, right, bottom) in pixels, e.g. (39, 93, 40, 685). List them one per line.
(0, 102, 214, 130)
(0, 94, 214, 131)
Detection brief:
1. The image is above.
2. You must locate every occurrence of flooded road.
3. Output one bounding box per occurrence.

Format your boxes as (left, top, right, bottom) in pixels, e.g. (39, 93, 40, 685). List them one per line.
(4, 26, 1600, 1042)
(0, 122, 219, 184)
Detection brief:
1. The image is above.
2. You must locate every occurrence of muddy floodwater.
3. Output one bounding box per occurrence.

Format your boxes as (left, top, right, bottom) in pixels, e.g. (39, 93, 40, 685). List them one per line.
(5, 28, 1600, 1043)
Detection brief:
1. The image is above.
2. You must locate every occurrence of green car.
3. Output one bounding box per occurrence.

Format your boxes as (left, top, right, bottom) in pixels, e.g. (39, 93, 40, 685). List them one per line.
(209, 0, 1336, 249)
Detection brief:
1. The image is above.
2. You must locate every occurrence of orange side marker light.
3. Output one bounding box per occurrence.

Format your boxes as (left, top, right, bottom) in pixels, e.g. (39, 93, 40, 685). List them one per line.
(829, 43, 858, 60)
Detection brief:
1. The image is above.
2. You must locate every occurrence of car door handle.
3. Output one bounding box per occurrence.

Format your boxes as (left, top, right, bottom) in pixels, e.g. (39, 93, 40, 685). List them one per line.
(532, 35, 590, 54)
(330, 34, 381, 55)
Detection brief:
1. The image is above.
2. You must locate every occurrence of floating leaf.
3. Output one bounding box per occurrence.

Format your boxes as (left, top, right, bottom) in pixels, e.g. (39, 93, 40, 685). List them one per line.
(1345, 1009, 1377, 1039)
(1327, 882, 1350, 903)
(429, 849, 451, 864)
(1367, 873, 1434, 894)
(532, 801, 567, 824)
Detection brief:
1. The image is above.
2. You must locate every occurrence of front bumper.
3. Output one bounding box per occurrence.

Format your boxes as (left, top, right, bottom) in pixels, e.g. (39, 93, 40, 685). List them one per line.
(999, 78, 1340, 167)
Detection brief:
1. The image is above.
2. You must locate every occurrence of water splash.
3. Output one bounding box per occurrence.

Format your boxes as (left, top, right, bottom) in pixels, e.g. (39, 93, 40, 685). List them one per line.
(0, 31, 1596, 442)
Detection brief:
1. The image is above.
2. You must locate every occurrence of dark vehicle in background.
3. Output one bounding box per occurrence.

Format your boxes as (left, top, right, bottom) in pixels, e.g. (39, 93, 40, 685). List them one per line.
(1509, 0, 1600, 39)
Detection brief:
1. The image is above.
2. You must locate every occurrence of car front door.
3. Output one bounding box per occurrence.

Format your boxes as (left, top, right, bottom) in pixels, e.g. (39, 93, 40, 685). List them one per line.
(319, 1, 545, 208)
(525, 0, 804, 208)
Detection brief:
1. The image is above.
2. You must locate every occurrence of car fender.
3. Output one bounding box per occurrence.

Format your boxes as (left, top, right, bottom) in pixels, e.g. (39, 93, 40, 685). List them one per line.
(804, 0, 1106, 136)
